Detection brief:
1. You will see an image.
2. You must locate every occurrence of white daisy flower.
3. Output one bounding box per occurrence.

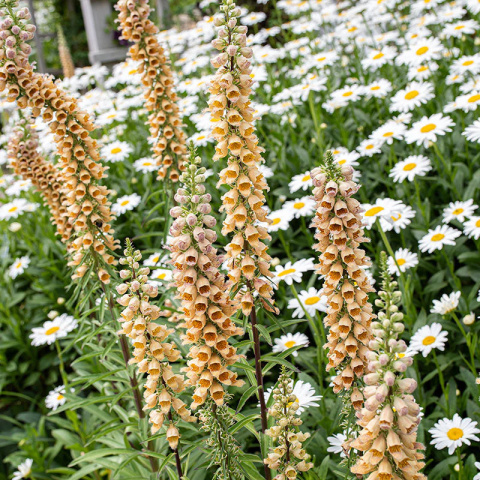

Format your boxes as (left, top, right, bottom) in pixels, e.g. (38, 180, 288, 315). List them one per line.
(272, 258, 315, 285)
(370, 121, 407, 145)
(464, 216, 480, 240)
(361, 46, 396, 70)
(133, 157, 157, 173)
(442, 199, 478, 224)
(397, 37, 444, 67)
(97, 109, 128, 126)
(407, 322, 448, 357)
(288, 171, 313, 193)
(327, 433, 348, 458)
(450, 54, 480, 76)
(0, 198, 30, 220)
(189, 131, 212, 147)
(384, 204, 415, 233)
(455, 91, 480, 113)
(282, 196, 316, 218)
(112, 193, 141, 215)
(331, 84, 363, 103)
(390, 81, 434, 113)
(407, 63, 439, 81)
(474, 462, 480, 480)
(389, 155, 431, 183)
(463, 119, 480, 143)
(431, 291, 461, 315)
(405, 114, 455, 147)
(264, 208, 294, 232)
(5, 179, 32, 196)
(144, 252, 165, 267)
(264, 379, 321, 414)
(272, 332, 309, 357)
(287, 287, 328, 318)
(356, 138, 383, 157)
(29, 314, 78, 346)
(241, 11, 266, 25)
(101, 141, 133, 163)
(429, 414, 480, 454)
(362, 198, 405, 230)
(363, 79, 392, 99)
(443, 19, 479, 38)
(258, 164, 274, 179)
(149, 268, 173, 283)
(419, 225, 461, 253)
(45, 385, 67, 410)
(12, 458, 33, 480)
(387, 249, 418, 276)
(8, 255, 30, 279)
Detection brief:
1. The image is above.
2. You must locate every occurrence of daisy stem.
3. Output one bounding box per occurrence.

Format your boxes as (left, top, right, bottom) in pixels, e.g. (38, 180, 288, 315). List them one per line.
(432, 349, 449, 416)
(289, 283, 325, 393)
(450, 312, 477, 376)
(457, 448, 464, 480)
(54, 340, 68, 388)
(440, 248, 462, 291)
(413, 178, 429, 227)
(278, 231, 294, 262)
(377, 221, 416, 326)
(308, 91, 323, 150)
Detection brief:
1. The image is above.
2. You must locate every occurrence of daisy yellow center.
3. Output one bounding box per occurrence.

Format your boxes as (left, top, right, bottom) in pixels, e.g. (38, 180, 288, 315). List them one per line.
(284, 340, 297, 348)
(120, 200, 130, 206)
(317, 56, 327, 62)
(422, 335, 436, 345)
(365, 206, 384, 216)
(278, 268, 296, 277)
(403, 162, 417, 171)
(468, 94, 480, 103)
(302, 174, 311, 182)
(294, 202, 305, 209)
(391, 213, 402, 221)
(8, 206, 18, 212)
(420, 123, 436, 133)
(371, 86, 381, 90)
(454, 25, 465, 30)
(373, 52, 384, 60)
(305, 296, 320, 305)
(476, 219, 480, 227)
(452, 208, 464, 215)
(342, 91, 353, 97)
(418, 66, 428, 72)
(383, 132, 394, 137)
(447, 427, 464, 440)
(272, 218, 281, 225)
(463, 60, 474, 66)
(107, 114, 117, 119)
(156, 273, 166, 279)
(15, 262, 22, 269)
(397, 258, 406, 266)
(128, 69, 137, 75)
(338, 159, 347, 165)
(405, 90, 419, 100)
(431, 233, 445, 242)
(143, 162, 152, 166)
(111, 147, 122, 154)
(287, 398, 299, 407)
(46, 326, 60, 335)
(365, 144, 375, 150)
(416, 46, 429, 56)
(57, 394, 65, 401)
(347, 27, 357, 32)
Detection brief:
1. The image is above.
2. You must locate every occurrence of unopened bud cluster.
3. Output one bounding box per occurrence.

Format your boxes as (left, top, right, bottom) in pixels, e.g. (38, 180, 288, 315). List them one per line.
(0, 0, 117, 284)
(209, 0, 276, 316)
(115, 0, 187, 182)
(117, 241, 196, 447)
(197, 397, 243, 480)
(351, 253, 426, 479)
(8, 113, 67, 236)
(168, 148, 244, 410)
(264, 369, 313, 478)
(57, 26, 74, 78)
(311, 151, 375, 395)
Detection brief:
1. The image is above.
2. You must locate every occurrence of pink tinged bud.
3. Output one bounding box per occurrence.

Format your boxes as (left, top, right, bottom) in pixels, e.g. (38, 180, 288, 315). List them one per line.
(174, 194, 187, 204)
(397, 378, 417, 393)
(376, 383, 389, 402)
(116, 283, 129, 295)
(365, 395, 379, 411)
(366, 351, 377, 361)
(193, 227, 205, 242)
(369, 339, 380, 350)
(227, 18, 237, 28)
(130, 280, 141, 291)
(213, 15, 224, 26)
(240, 47, 253, 58)
(379, 354, 389, 366)
(388, 339, 398, 349)
(170, 206, 183, 218)
(384, 371, 396, 386)
(237, 25, 247, 34)
(6, 48, 15, 59)
(173, 217, 186, 230)
(393, 361, 407, 372)
(237, 56, 251, 70)
(191, 195, 200, 203)
(364, 373, 380, 385)
(198, 203, 211, 214)
(211, 38, 224, 49)
(402, 356, 413, 367)
(120, 269, 131, 279)
(368, 361, 380, 371)
(5, 36, 15, 47)
(203, 215, 216, 228)
(226, 45, 238, 56)
(186, 213, 197, 226)
(177, 234, 191, 250)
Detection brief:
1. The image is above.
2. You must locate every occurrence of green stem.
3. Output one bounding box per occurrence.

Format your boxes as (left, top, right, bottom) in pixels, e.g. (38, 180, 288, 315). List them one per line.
(432, 349, 449, 416)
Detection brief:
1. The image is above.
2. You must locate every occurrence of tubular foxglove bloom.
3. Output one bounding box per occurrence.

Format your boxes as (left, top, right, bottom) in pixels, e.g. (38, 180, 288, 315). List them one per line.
(117, 240, 196, 446)
(0, 0, 118, 284)
(115, 0, 187, 182)
(8, 113, 68, 237)
(209, 0, 276, 315)
(168, 147, 244, 410)
(350, 253, 426, 480)
(264, 367, 314, 478)
(311, 151, 375, 397)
